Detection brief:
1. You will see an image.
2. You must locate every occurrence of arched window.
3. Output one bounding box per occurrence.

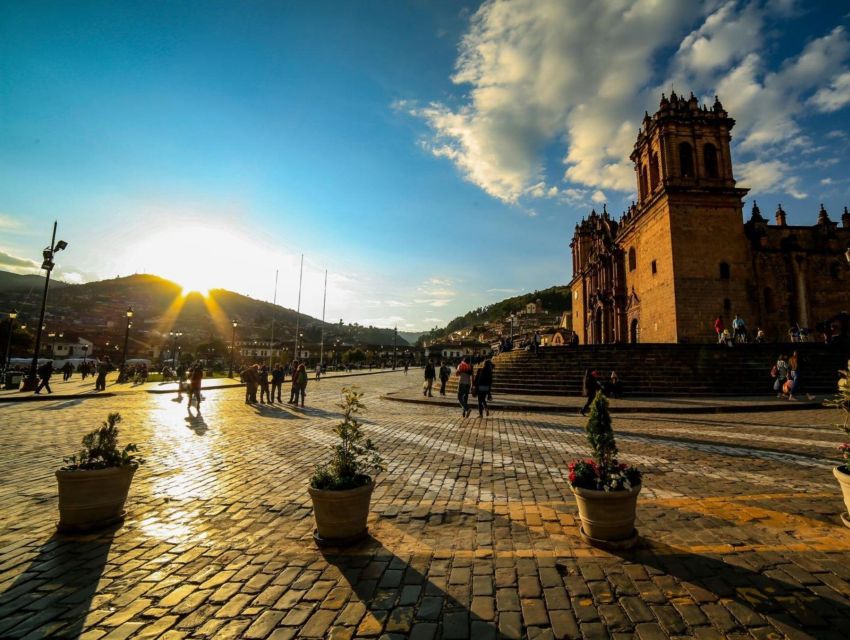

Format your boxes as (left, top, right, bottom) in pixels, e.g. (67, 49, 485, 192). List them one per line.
(719, 262, 730, 280)
(649, 152, 659, 190)
(679, 142, 695, 177)
(628, 247, 637, 271)
(640, 166, 648, 200)
(764, 287, 775, 314)
(704, 143, 719, 178)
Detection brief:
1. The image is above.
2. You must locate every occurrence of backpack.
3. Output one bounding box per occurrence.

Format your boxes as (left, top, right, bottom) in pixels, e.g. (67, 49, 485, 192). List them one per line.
(770, 364, 778, 378)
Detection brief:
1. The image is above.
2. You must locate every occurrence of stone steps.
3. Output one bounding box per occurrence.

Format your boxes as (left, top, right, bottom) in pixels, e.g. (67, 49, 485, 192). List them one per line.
(440, 343, 848, 396)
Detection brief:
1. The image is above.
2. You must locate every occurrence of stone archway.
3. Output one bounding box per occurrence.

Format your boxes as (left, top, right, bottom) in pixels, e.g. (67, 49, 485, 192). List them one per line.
(594, 308, 603, 344)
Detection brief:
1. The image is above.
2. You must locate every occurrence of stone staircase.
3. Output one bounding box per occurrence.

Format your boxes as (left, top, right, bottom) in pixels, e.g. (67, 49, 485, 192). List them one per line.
(443, 343, 849, 397)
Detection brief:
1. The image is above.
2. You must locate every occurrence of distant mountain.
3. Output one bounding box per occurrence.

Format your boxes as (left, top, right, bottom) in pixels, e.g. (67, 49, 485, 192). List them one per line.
(0, 270, 70, 293)
(417, 285, 571, 344)
(398, 330, 425, 344)
(0, 271, 407, 349)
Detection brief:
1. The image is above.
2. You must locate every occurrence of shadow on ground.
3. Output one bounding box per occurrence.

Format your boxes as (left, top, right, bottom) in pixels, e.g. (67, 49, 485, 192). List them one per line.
(321, 536, 498, 638)
(0, 530, 115, 639)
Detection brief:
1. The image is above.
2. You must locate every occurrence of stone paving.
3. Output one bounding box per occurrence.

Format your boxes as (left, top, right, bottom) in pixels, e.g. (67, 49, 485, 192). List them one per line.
(1, 371, 850, 639)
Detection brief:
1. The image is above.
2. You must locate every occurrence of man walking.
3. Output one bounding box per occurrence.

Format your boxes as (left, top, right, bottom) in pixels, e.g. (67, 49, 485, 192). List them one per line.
(438, 361, 450, 396)
(423, 358, 436, 397)
(271, 364, 284, 403)
(95, 357, 110, 391)
(35, 361, 54, 394)
(580, 369, 600, 416)
(242, 364, 259, 404)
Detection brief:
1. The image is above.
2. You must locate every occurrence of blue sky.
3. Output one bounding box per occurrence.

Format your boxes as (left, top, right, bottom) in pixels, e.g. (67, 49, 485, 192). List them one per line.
(2, 1, 849, 331)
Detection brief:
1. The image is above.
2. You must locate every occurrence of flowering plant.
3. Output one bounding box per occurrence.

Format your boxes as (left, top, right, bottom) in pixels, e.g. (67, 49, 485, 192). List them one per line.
(826, 361, 850, 471)
(568, 392, 641, 491)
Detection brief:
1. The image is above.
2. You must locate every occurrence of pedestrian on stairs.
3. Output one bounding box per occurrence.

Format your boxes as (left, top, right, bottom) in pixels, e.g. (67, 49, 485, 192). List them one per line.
(580, 369, 600, 416)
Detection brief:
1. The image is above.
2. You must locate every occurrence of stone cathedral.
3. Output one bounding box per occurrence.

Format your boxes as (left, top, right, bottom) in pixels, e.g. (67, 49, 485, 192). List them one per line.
(569, 92, 850, 345)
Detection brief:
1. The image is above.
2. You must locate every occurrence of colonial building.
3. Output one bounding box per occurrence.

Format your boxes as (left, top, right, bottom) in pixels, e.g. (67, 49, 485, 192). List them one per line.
(570, 92, 850, 344)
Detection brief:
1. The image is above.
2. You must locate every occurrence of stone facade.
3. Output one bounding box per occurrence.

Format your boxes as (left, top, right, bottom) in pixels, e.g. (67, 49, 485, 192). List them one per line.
(570, 92, 850, 344)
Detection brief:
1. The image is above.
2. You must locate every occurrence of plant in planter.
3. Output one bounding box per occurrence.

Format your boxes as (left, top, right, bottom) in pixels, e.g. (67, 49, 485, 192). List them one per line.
(826, 360, 850, 528)
(567, 391, 642, 548)
(56, 412, 144, 532)
(309, 386, 384, 545)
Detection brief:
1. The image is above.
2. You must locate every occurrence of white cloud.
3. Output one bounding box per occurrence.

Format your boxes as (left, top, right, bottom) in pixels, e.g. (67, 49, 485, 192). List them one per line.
(409, 0, 704, 202)
(738, 159, 807, 199)
(821, 178, 834, 185)
(0, 214, 22, 230)
(0, 249, 39, 273)
(591, 190, 607, 204)
(810, 71, 850, 112)
(407, 1, 850, 206)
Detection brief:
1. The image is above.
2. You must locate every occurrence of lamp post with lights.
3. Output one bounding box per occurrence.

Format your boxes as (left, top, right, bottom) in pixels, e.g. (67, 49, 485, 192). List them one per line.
(229, 319, 238, 378)
(121, 307, 133, 369)
(22, 222, 68, 391)
(3, 309, 17, 375)
(169, 330, 182, 368)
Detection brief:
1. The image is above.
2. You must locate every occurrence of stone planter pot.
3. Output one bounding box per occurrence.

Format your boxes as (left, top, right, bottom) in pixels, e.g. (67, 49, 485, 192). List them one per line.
(308, 480, 373, 546)
(571, 483, 641, 549)
(56, 464, 137, 533)
(833, 466, 850, 529)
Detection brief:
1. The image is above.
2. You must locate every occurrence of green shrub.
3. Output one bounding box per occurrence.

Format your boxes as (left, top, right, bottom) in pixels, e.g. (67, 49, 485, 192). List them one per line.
(62, 412, 144, 470)
(568, 391, 641, 491)
(310, 386, 384, 490)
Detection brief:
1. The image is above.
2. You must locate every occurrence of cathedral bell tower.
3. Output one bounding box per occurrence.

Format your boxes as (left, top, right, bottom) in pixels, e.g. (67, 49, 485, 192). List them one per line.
(621, 92, 753, 343)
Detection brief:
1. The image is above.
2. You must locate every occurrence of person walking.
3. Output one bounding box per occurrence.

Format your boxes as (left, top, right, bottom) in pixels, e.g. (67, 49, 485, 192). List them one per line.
(580, 369, 600, 416)
(288, 360, 301, 403)
(242, 364, 259, 404)
(438, 361, 450, 396)
(714, 316, 724, 344)
(786, 350, 816, 401)
(423, 359, 436, 397)
(532, 331, 541, 355)
(315, 363, 322, 381)
(456, 357, 473, 418)
(259, 365, 271, 404)
(474, 359, 494, 417)
(35, 361, 54, 394)
(404, 361, 409, 375)
(296, 362, 308, 407)
(188, 363, 203, 415)
(271, 364, 284, 403)
(61, 361, 73, 382)
(732, 315, 747, 343)
(95, 357, 110, 391)
(772, 353, 789, 398)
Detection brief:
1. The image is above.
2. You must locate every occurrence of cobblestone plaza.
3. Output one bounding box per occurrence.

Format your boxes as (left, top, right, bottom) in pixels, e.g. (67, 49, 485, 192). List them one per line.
(2, 372, 850, 639)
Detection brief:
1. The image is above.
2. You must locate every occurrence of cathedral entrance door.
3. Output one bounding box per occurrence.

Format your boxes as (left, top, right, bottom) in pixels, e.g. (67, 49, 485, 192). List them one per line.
(594, 308, 603, 344)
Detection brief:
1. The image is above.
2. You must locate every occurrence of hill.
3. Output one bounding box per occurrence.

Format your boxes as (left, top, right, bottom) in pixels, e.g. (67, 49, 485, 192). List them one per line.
(417, 285, 571, 344)
(0, 271, 408, 349)
(0, 270, 70, 293)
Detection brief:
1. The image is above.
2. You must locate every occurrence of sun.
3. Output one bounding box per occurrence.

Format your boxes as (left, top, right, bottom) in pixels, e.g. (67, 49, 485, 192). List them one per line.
(125, 224, 271, 296)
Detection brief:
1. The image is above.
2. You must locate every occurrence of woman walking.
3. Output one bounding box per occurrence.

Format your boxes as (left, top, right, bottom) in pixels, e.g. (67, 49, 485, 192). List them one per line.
(295, 362, 308, 407)
(456, 357, 473, 418)
(475, 359, 494, 417)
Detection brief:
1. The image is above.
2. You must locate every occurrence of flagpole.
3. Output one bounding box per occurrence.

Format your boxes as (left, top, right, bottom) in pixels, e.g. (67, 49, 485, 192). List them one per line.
(319, 270, 327, 369)
(269, 269, 278, 369)
(293, 254, 303, 363)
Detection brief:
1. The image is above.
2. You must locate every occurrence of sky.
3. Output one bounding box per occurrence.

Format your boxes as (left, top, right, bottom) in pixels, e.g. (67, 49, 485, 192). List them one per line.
(1, 0, 849, 332)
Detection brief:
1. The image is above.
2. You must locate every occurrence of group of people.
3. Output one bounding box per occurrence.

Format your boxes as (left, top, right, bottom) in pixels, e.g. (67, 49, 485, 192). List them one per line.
(241, 361, 309, 406)
(714, 315, 758, 345)
(424, 356, 495, 418)
(580, 369, 622, 415)
(771, 351, 815, 401)
(29, 357, 113, 394)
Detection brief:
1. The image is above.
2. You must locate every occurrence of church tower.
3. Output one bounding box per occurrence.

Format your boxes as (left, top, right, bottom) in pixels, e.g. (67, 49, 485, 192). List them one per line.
(620, 92, 753, 343)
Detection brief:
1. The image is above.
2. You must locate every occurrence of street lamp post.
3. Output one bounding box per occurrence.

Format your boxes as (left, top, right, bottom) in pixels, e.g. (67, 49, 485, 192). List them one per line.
(392, 326, 398, 370)
(22, 222, 68, 391)
(121, 306, 133, 369)
(510, 313, 515, 341)
(82, 343, 89, 365)
(3, 309, 17, 375)
(229, 319, 238, 378)
(170, 330, 182, 368)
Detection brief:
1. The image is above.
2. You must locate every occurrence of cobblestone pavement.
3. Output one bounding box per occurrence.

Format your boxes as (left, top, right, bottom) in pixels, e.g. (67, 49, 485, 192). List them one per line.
(1, 372, 849, 639)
